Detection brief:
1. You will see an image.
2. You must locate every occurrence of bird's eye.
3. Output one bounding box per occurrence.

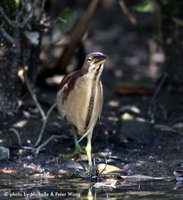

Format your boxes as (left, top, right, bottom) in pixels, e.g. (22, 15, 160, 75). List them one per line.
(88, 57, 92, 62)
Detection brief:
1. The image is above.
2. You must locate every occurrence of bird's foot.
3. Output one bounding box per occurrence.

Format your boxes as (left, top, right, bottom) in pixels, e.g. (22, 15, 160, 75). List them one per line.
(76, 143, 86, 154)
(79, 163, 99, 179)
(60, 144, 85, 158)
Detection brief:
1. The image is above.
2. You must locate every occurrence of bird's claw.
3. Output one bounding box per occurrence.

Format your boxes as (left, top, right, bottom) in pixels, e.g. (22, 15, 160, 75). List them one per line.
(60, 144, 85, 158)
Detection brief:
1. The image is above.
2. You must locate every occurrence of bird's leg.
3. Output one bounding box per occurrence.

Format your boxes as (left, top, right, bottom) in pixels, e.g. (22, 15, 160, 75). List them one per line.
(73, 131, 85, 154)
(60, 126, 85, 158)
(85, 132, 93, 172)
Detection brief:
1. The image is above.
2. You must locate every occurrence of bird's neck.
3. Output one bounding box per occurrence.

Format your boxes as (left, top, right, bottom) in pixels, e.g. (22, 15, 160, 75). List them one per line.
(81, 63, 104, 83)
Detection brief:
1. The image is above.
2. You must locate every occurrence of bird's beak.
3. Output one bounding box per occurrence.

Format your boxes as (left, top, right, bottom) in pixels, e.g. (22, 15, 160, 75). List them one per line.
(93, 55, 107, 66)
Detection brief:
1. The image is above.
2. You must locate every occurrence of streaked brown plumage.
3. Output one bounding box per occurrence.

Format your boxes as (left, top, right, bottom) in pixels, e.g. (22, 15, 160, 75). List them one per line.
(57, 52, 106, 171)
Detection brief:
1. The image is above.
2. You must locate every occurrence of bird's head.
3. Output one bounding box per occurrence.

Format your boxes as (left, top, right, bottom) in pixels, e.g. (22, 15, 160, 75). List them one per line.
(81, 52, 106, 77)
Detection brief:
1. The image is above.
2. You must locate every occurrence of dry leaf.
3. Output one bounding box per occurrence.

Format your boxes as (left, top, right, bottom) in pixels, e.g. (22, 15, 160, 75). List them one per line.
(98, 163, 125, 174)
(1, 169, 18, 173)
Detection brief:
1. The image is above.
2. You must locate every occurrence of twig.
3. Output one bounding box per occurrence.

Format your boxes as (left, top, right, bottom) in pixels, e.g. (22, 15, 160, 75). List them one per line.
(19, 0, 39, 28)
(148, 73, 168, 122)
(35, 135, 63, 156)
(149, 74, 167, 109)
(35, 102, 57, 147)
(119, 0, 137, 26)
(0, 27, 16, 44)
(157, 103, 167, 120)
(15, 0, 26, 23)
(155, 0, 183, 27)
(9, 128, 23, 147)
(40, 0, 46, 16)
(171, 17, 183, 27)
(19, 11, 34, 28)
(100, 158, 108, 175)
(21, 11, 34, 27)
(24, 68, 46, 120)
(34, 0, 46, 22)
(118, 0, 163, 47)
(0, 6, 15, 27)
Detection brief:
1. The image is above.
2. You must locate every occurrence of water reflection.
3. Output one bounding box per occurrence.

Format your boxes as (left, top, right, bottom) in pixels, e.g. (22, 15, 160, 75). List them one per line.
(0, 177, 181, 200)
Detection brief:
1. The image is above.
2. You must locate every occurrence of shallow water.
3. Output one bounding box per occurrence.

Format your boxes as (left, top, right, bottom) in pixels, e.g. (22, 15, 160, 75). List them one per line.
(0, 177, 182, 200)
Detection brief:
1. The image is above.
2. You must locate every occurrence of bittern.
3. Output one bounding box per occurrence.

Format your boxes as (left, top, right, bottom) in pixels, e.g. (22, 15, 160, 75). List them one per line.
(57, 52, 106, 171)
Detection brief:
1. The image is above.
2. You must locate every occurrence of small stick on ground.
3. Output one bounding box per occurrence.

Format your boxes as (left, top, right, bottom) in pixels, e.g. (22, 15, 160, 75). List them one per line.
(99, 158, 108, 175)
(35, 102, 57, 147)
(148, 73, 168, 122)
(35, 135, 64, 156)
(9, 128, 23, 147)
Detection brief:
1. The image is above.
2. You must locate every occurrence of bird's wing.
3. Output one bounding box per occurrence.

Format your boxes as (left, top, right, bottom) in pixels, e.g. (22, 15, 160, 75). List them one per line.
(98, 80, 103, 121)
(58, 71, 77, 90)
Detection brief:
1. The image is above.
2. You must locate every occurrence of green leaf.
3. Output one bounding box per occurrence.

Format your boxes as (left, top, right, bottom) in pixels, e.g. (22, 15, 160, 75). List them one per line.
(51, 8, 77, 42)
(14, 0, 20, 5)
(132, 3, 155, 13)
(58, 8, 77, 31)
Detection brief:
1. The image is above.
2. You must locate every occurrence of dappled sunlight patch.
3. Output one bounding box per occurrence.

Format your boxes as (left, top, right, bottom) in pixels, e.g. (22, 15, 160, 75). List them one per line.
(136, 117, 146, 122)
(135, 160, 145, 167)
(0, 139, 5, 144)
(107, 116, 119, 122)
(46, 75, 63, 85)
(124, 56, 140, 66)
(120, 105, 141, 114)
(99, 150, 112, 157)
(58, 169, 71, 175)
(114, 69, 123, 78)
(107, 100, 120, 107)
(13, 120, 27, 128)
(52, 121, 62, 128)
(122, 113, 134, 121)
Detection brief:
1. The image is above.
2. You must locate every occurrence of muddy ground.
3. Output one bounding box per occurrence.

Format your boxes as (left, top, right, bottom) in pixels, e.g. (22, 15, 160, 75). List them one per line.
(0, 3, 183, 179)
